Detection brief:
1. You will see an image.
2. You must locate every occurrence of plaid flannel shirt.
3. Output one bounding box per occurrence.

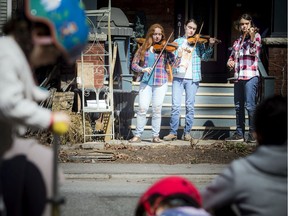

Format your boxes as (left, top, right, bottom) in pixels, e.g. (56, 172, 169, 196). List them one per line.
(132, 47, 176, 86)
(229, 33, 261, 80)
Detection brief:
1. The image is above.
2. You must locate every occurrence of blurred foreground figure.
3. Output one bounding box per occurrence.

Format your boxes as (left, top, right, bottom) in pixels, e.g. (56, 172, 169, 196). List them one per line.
(135, 176, 211, 216)
(0, 0, 88, 215)
(202, 95, 287, 216)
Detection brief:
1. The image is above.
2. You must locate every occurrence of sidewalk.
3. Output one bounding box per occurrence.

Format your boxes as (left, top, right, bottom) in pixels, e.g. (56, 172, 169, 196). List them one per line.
(60, 163, 228, 182)
(60, 139, 230, 184)
(63, 139, 220, 150)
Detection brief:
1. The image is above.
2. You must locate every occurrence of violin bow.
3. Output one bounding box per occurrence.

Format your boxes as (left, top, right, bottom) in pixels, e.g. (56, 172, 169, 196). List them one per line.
(150, 31, 174, 74)
(192, 22, 204, 49)
(189, 22, 204, 57)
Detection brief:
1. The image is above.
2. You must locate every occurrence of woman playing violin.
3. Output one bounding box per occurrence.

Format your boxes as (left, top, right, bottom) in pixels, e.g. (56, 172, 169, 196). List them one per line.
(129, 23, 176, 143)
(163, 18, 217, 142)
(225, 13, 262, 143)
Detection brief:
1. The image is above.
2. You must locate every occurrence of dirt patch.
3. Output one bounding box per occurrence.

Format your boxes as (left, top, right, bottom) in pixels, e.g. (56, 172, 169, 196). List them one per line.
(58, 141, 256, 164)
(26, 129, 256, 164)
(30, 99, 255, 165)
(31, 93, 256, 164)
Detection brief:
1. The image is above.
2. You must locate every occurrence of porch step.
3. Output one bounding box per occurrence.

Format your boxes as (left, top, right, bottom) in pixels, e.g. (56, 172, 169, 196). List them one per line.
(134, 103, 235, 108)
(118, 82, 248, 140)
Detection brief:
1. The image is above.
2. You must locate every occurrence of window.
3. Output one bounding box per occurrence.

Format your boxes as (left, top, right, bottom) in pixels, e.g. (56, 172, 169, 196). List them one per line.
(187, 0, 218, 61)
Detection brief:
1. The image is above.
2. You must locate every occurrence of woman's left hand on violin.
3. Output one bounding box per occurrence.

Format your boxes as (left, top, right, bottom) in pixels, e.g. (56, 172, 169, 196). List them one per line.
(177, 47, 183, 57)
(248, 27, 257, 41)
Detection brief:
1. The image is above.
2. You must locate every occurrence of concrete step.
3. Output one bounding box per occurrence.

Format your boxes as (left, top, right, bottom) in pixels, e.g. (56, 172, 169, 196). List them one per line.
(128, 125, 248, 140)
(134, 102, 235, 108)
(131, 81, 234, 89)
(125, 82, 240, 140)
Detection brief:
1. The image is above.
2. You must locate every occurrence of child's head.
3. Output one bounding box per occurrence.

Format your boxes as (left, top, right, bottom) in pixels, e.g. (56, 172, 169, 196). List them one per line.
(3, 0, 89, 64)
(254, 95, 287, 145)
(135, 176, 202, 216)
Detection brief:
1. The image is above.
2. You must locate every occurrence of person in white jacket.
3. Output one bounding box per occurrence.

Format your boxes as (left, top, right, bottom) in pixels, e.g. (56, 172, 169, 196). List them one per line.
(201, 95, 287, 216)
(0, 0, 88, 215)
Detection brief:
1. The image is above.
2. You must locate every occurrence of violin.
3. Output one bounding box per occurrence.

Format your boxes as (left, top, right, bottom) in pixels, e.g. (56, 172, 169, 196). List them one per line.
(136, 38, 178, 52)
(242, 27, 260, 41)
(250, 27, 259, 33)
(187, 34, 222, 45)
(136, 38, 146, 44)
(153, 41, 178, 52)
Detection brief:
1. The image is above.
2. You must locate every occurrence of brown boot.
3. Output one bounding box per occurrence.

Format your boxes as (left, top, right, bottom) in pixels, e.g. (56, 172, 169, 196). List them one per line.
(128, 136, 141, 143)
(163, 134, 177, 141)
(152, 136, 162, 143)
(182, 133, 192, 141)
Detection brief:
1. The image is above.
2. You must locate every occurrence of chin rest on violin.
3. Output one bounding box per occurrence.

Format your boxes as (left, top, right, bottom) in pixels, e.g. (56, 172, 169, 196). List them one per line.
(187, 34, 222, 45)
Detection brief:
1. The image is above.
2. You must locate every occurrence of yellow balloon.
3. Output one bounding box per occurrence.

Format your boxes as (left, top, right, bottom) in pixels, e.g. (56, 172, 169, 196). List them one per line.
(52, 122, 69, 135)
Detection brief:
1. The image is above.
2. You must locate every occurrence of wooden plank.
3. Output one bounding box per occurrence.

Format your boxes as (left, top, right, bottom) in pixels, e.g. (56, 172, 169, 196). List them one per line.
(76, 62, 94, 88)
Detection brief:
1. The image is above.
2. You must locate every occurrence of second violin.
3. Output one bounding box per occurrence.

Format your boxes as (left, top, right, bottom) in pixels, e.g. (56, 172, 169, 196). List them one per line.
(187, 34, 222, 45)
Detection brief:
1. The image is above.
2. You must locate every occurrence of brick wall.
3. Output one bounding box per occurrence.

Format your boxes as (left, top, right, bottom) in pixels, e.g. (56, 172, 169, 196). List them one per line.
(263, 38, 287, 96)
(268, 47, 287, 96)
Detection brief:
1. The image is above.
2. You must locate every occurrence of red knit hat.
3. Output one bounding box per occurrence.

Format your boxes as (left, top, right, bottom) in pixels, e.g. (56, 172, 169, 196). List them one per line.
(137, 176, 202, 216)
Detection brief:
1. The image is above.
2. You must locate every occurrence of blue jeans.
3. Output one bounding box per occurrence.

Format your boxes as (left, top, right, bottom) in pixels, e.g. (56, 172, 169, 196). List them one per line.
(169, 77, 199, 135)
(134, 82, 168, 137)
(234, 76, 259, 137)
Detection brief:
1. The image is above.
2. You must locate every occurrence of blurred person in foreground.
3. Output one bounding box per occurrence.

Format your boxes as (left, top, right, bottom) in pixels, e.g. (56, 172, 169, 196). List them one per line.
(135, 176, 211, 216)
(0, 0, 88, 215)
(202, 95, 287, 216)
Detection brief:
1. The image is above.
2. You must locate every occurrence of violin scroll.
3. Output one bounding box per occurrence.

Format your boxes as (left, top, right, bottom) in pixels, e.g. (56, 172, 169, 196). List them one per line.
(248, 27, 259, 33)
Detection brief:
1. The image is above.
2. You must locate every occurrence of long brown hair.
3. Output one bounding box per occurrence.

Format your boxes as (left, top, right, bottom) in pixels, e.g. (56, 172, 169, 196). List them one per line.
(139, 23, 166, 62)
(3, 14, 51, 60)
(184, 18, 198, 27)
(3, 16, 33, 59)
